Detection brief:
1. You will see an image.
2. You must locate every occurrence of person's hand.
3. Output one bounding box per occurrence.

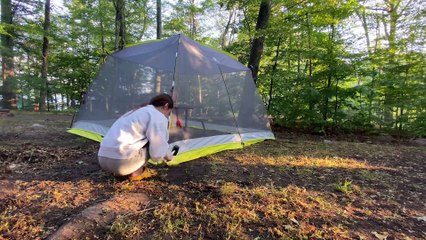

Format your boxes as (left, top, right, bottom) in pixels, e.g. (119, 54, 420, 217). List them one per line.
(164, 153, 173, 162)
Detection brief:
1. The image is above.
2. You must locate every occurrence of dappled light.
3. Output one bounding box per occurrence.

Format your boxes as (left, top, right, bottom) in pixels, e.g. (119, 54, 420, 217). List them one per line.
(1, 112, 425, 239)
(184, 43, 208, 70)
(235, 154, 396, 171)
(2, 0, 425, 238)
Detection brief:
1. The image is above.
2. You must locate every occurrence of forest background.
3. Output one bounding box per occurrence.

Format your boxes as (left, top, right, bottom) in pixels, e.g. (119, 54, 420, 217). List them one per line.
(1, 0, 425, 136)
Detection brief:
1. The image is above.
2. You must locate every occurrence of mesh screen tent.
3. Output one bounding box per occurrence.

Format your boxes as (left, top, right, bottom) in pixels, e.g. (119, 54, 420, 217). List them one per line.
(68, 34, 274, 165)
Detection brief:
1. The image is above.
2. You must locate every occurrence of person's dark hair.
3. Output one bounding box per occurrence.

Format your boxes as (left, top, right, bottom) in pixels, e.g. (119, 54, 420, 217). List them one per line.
(149, 93, 174, 109)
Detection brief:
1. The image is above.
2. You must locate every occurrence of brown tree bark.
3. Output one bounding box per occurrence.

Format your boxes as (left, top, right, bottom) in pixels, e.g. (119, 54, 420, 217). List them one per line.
(247, 0, 271, 85)
(113, 0, 125, 50)
(268, 36, 281, 111)
(237, 0, 271, 127)
(40, 0, 51, 111)
(157, 0, 162, 39)
(1, 0, 16, 109)
(382, 0, 402, 128)
(154, 0, 162, 94)
(323, 24, 335, 122)
(99, 0, 107, 63)
(189, 0, 197, 38)
(221, 9, 235, 48)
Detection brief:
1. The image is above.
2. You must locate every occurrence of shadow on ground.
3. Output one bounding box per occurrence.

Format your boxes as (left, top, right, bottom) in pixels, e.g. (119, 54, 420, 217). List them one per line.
(0, 112, 425, 239)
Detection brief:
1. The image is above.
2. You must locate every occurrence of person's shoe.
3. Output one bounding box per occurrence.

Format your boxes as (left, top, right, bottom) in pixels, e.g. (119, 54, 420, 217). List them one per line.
(128, 168, 157, 181)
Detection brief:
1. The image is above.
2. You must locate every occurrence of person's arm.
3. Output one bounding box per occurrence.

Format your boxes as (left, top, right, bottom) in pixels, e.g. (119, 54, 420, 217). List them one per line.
(145, 119, 172, 162)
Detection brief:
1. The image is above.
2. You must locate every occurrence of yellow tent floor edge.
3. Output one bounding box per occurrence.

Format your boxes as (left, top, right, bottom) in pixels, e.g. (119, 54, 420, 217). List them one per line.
(151, 138, 274, 166)
(67, 128, 103, 142)
(67, 128, 274, 166)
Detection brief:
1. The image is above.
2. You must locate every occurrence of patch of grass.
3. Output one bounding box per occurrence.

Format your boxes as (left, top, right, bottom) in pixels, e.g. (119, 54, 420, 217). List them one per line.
(296, 167, 315, 178)
(2, 112, 426, 239)
(209, 158, 221, 176)
(281, 156, 373, 169)
(108, 215, 142, 239)
(220, 182, 239, 196)
(225, 219, 245, 240)
(154, 202, 192, 235)
(234, 149, 394, 172)
(143, 181, 348, 239)
(359, 170, 387, 181)
(336, 179, 353, 194)
(115, 181, 136, 192)
(0, 208, 45, 239)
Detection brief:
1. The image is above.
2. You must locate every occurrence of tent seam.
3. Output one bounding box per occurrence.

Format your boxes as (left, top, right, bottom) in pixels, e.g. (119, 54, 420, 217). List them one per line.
(216, 64, 243, 146)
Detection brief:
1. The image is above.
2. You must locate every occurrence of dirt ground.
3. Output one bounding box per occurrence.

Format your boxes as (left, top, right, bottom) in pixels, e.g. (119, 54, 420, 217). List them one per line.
(0, 111, 425, 240)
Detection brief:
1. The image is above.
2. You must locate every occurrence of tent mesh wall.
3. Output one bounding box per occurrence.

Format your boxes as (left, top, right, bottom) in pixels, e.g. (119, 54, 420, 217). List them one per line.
(69, 34, 274, 164)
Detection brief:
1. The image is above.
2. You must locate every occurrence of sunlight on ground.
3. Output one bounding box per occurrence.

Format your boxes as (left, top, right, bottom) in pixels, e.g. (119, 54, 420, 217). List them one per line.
(234, 153, 397, 171)
(1, 112, 425, 239)
(151, 182, 351, 239)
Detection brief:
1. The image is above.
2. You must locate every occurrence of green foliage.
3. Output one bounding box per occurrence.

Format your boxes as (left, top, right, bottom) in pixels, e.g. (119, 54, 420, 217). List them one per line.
(163, 0, 215, 39)
(250, 0, 426, 136)
(0, 24, 12, 36)
(335, 178, 353, 194)
(2, 0, 425, 136)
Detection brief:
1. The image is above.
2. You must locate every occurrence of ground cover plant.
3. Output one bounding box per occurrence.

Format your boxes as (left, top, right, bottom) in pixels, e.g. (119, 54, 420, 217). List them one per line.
(0, 111, 425, 239)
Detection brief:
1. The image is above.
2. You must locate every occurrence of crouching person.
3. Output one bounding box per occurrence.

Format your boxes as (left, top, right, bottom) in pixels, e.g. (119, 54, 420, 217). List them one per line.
(98, 93, 174, 181)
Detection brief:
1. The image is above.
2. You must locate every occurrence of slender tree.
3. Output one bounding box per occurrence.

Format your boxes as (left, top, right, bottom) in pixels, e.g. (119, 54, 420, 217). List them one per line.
(267, 35, 281, 111)
(155, 0, 162, 94)
(164, 0, 214, 39)
(113, 0, 125, 50)
(220, 7, 236, 48)
(236, 0, 271, 127)
(322, 23, 336, 122)
(247, 0, 271, 84)
(157, 0, 162, 39)
(98, 0, 107, 63)
(1, 0, 16, 109)
(40, 0, 51, 111)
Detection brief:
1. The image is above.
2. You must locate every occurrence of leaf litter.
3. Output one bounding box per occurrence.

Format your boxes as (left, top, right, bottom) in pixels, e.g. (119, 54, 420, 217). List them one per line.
(0, 112, 425, 239)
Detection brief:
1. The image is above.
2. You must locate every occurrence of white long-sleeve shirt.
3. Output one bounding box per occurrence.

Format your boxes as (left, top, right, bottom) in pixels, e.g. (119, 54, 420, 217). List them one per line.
(98, 105, 170, 161)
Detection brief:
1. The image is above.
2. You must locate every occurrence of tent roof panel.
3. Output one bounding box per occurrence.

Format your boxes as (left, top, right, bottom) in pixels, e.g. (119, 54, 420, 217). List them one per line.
(111, 34, 249, 74)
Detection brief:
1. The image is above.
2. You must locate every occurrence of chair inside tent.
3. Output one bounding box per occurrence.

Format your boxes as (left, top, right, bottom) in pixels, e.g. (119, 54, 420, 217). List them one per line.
(68, 34, 275, 165)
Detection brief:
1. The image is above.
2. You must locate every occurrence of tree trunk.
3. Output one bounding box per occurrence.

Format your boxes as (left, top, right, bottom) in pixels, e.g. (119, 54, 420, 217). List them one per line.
(307, 13, 313, 111)
(323, 74, 332, 121)
(114, 0, 125, 50)
(54, 94, 58, 111)
(154, 0, 163, 95)
(40, 0, 51, 111)
(66, 94, 70, 108)
(61, 94, 65, 111)
(386, 0, 400, 56)
(357, 9, 372, 55)
(237, 0, 271, 127)
(333, 78, 339, 128)
(247, 0, 271, 84)
(98, 0, 107, 63)
(1, 0, 16, 109)
(189, 0, 197, 38)
(268, 36, 281, 111)
(382, 0, 401, 127)
(323, 24, 335, 122)
(221, 9, 235, 48)
(358, 6, 376, 125)
(156, 0, 162, 39)
(306, 13, 313, 76)
(297, 43, 301, 78)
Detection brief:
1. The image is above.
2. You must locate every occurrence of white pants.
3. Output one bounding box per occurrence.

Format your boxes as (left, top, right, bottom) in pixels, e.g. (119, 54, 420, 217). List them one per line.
(98, 148, 147, 176)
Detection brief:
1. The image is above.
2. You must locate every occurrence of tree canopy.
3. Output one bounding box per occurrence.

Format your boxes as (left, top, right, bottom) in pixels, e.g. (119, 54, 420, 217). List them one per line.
(1, 0, 425, 136)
